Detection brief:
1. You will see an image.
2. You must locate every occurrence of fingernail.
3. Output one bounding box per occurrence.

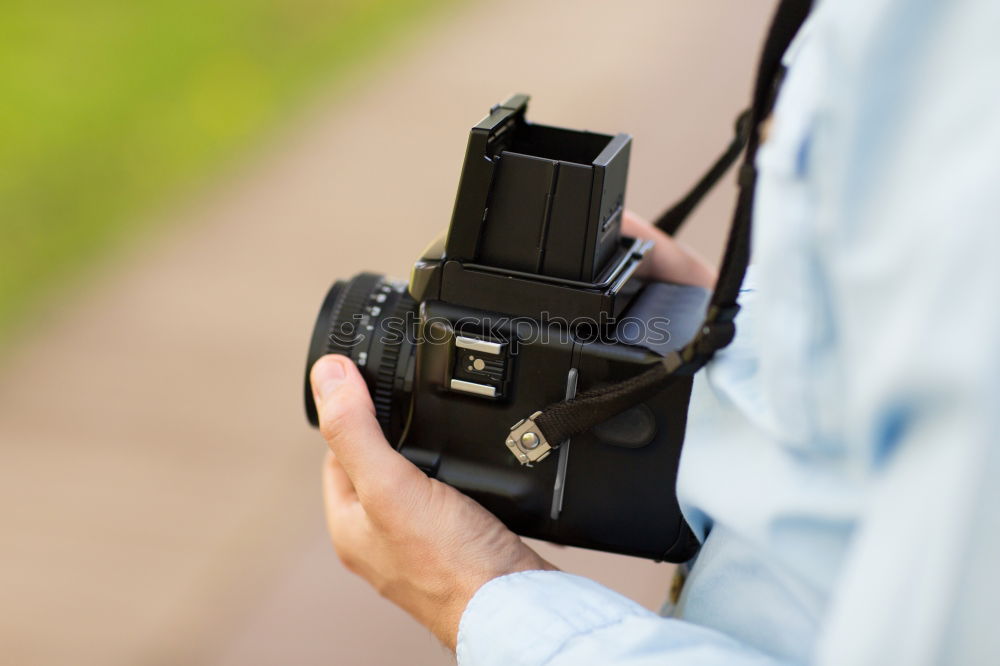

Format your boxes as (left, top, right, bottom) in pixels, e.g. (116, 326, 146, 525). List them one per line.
(313, 356, 346, 400)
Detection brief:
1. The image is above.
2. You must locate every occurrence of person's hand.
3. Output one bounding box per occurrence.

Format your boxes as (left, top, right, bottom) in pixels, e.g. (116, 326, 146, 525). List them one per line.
(622, 209, 717, 289)
(311, 354, 556, 650)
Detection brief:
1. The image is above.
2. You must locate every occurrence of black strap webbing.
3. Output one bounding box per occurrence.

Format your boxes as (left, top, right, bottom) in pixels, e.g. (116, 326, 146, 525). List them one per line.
(529, 0, 814, 447)
(711, 0, 813, 317)
(652, 109, 752, 237)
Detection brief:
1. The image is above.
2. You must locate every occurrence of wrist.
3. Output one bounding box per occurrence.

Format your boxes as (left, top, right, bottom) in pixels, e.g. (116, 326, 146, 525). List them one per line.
(437, 555, 557, 650)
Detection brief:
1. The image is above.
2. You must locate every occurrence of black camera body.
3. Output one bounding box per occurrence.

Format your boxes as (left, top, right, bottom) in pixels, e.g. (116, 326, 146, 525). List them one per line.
(305, 95, 705, 561)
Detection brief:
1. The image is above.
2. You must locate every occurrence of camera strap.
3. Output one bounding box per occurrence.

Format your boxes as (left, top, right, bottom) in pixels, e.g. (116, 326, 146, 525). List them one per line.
(510, 0, 814, 452)
(651, 108, 753, 237)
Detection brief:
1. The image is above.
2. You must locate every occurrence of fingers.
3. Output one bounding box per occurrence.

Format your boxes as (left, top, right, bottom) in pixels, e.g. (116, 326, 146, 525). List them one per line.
(321, 451, 370, 573)
(622, 209, 651, 229)
(323, 451, 357, 507)
(311, 354, 424, 503)
(621, 209, 717, 288)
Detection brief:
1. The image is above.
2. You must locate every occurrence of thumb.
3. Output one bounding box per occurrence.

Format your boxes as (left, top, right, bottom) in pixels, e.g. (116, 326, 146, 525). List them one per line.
(310, 354, 420, 500)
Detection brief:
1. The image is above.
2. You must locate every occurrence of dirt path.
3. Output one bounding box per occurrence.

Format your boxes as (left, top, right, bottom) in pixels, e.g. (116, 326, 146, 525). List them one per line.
(0, 2, 772, 664)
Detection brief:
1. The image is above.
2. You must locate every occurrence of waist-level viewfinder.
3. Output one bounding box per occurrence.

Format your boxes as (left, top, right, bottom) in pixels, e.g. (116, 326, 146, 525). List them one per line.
(446, 94, 631, 282)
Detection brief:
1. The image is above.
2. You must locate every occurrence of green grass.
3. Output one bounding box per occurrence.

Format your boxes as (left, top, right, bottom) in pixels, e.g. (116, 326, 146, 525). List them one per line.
(0, 0, 450, 340)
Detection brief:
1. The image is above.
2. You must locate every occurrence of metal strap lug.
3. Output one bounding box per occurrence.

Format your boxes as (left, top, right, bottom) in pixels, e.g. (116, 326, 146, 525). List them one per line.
(505, 411, 552, 466)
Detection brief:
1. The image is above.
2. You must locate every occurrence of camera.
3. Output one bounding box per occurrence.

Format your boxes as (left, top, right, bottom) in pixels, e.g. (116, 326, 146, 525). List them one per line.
(304, 95, 706, 561)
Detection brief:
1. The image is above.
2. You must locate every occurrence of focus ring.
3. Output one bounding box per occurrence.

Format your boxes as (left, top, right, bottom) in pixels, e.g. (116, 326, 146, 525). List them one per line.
(372, 290, 415, 433)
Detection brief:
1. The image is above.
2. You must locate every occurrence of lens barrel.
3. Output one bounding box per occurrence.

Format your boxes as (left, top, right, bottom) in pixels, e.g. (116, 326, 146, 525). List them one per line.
(304, 273, 417, 444)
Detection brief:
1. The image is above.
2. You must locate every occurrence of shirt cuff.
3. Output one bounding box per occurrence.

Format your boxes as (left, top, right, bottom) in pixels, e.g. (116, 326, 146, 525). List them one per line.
(456, 570, 655, 666)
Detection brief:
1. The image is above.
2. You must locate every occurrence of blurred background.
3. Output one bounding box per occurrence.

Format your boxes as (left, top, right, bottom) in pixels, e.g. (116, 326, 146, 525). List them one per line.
(0, 1, 774, 663)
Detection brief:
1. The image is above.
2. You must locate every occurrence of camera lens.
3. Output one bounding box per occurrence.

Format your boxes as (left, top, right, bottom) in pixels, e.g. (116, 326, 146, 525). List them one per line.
(304, 272, 418, 444)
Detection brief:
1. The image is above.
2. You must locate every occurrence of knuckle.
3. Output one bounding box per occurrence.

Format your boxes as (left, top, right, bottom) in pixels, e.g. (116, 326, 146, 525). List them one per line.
(328, 515, 366, 573)
(334, 546, 359, 573)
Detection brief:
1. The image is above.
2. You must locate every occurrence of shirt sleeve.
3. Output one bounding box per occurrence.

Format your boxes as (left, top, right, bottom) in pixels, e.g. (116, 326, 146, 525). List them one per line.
(457, 571, 793, 666)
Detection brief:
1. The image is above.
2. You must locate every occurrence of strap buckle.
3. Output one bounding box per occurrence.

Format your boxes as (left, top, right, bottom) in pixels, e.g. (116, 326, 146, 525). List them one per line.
(664, 303, 742, 375)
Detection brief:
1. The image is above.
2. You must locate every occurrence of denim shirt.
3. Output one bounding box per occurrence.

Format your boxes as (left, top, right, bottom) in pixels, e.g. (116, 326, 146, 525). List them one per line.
(457, 1, 1000, 664)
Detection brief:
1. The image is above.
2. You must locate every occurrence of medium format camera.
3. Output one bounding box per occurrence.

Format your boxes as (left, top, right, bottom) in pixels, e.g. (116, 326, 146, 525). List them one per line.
(304, 95, 707, 561)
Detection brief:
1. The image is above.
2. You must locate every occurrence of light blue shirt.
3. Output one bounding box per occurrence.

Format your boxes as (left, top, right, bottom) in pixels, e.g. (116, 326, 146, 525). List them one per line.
(457, 1, 1000, 664)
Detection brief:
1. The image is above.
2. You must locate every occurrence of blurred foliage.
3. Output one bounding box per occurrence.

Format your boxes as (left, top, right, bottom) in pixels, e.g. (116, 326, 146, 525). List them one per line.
(0, 0, 448, 339)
